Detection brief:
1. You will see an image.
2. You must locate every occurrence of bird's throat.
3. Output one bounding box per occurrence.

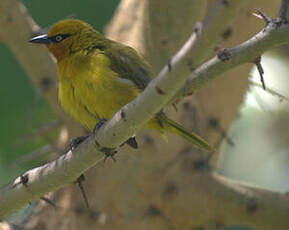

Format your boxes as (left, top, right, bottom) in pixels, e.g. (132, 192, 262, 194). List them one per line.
(47, 43, 70, 62)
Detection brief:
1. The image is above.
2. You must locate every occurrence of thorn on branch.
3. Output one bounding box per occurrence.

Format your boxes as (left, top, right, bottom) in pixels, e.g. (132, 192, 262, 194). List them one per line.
(167, 58, 172, 72)
(76, 174, 89, 208)
(120, 110, 126, 119)
(217, 48, 232, 62)
(254, 56, 266, 90)
(254, 9, 271, 25)
(40, 196, 58, 209)
(119, 110, 128, 123)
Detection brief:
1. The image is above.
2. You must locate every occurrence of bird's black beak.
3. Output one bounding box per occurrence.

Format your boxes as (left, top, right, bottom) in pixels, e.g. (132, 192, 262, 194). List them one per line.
(29, 34, 51, 44)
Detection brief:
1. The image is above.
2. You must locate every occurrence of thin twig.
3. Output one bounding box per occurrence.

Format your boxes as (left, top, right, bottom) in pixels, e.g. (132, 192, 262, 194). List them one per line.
(255, 8, 272, 25)
(248, 79, 289, 101)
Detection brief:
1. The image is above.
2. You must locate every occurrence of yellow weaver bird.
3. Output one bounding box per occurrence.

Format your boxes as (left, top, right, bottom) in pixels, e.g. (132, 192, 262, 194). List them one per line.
(29, 19, 213, 151)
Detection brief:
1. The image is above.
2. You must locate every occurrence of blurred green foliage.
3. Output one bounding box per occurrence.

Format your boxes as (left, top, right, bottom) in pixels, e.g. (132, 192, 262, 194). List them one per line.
(23, 0, 120, 31)
(0, 0, 120, 185)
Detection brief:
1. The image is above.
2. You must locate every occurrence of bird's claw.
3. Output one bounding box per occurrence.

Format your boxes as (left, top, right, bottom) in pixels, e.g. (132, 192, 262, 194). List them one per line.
(123, 137, 138, 149)
(93, 118, 108, 133)
(100, 147, 117, 162)
(69, 136, 89, 151)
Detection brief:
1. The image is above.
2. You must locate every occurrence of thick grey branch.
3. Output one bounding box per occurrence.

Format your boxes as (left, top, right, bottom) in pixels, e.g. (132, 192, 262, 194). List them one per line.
(181, 17, 289, 96)
(186, 0, 248, 68)
(152, 0, 248, 88)
(0, 27, 201, 219)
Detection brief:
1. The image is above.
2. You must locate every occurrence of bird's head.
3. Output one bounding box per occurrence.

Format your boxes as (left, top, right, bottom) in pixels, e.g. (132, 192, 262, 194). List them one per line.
(29, 19, 100, 61)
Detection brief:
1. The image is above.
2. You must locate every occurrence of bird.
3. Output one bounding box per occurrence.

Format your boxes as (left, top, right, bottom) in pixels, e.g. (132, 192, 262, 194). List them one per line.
(29, 19, 213, 151)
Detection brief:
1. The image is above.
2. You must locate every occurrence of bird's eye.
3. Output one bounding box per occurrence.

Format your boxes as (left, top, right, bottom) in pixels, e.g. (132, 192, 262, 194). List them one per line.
(50, 34, 70, 43)
(55, 35, 63, 42)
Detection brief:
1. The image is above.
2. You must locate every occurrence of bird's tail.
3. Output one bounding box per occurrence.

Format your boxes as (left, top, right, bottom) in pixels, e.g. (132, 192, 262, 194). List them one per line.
(161, 115, 214, 152)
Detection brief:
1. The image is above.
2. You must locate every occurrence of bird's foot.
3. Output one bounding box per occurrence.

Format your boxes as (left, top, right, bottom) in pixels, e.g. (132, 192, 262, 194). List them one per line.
(92, 118, 118, 161)
(100, 147, 117, 162)
(69, 135, 89, 151)
(93, 118, 108, 133)
(122, 137, 138, 149)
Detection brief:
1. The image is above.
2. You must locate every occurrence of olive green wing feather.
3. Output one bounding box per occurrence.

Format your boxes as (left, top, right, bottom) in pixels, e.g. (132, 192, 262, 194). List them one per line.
(104, 43, 152, 90)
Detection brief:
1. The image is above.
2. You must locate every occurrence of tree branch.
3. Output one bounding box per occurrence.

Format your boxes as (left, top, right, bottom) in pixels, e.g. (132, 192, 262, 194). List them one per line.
(179, 16, 289, 97)
(1, 0, 289, 228)
(0, 24, 201, 219)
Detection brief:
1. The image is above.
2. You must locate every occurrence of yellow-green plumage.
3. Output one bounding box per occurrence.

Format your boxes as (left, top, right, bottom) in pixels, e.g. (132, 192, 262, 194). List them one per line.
(58, 49, 140, 130)
(33, 19, 213, 151)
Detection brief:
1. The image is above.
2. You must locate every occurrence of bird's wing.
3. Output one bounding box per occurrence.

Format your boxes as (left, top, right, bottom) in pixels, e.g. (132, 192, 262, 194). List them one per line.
(105, 44, 152, 90)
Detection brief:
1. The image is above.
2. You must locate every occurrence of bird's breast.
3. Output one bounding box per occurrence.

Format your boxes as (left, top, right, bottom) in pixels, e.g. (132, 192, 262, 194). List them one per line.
(57, 54, 140, 130)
